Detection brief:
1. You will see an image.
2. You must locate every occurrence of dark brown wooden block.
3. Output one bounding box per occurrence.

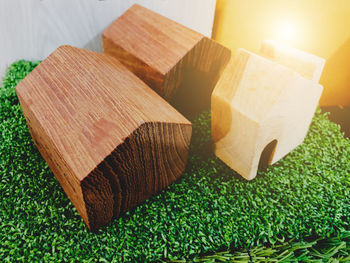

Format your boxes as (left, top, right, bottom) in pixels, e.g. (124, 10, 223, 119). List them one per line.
(102, 4, 231, 118)
(16, 45, 192, 230)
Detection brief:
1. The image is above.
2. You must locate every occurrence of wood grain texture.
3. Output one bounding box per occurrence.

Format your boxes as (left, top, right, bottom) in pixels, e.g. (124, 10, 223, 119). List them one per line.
(0, 0, 216, 78)
(102, 4, 231, 118)
(212, 48, 323, 180)
(16, 45, 192, 230)
(260, 40, 326, 83)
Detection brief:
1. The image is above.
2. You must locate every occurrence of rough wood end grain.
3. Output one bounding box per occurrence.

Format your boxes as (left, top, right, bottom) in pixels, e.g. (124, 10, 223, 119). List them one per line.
(102, 4, 231, 118)
(212, 48, 323, 180)
(16, 45, 192, 230)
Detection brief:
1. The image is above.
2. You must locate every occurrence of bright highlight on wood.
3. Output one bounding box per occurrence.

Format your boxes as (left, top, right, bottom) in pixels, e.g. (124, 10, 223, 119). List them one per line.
(261, 40, 325, 82)
(16, 46, 192, 230)
(102, 4, 231, 118)
(212, 45, 324, 180)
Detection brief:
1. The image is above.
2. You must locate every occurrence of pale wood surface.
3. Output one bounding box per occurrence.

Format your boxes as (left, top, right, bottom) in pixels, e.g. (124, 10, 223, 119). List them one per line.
(16, 45, 192, 230)
(103, 4, 231, 118)
(212, 48, 323, 180)
(260, 40, 326, 83)
(0, 0, 216, 78)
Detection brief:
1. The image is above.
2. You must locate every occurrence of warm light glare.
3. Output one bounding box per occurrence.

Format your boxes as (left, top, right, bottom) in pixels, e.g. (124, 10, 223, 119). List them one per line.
(275, 20, 298, 44)
(213, 0, 350, 106)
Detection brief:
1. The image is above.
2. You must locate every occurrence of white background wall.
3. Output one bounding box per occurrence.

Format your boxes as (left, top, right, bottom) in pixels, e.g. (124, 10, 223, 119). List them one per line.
(0, 0, 216, 78)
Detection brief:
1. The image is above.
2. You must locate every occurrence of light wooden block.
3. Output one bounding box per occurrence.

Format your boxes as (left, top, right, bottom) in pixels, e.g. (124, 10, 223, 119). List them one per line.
(16, 46, 192, 230)
(212, 48, 323, 180)
(260, 40, 325, 83)
(102, 4, 231, 118)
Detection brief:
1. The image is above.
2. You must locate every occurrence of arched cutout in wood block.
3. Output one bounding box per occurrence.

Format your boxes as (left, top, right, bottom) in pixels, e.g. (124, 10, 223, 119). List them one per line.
(16, 46, 192, 230)
(102, 4, 231, 119)
(212, 48, 323, 180)
(258, 139, 278, 172)
(260, 40, 325, 83)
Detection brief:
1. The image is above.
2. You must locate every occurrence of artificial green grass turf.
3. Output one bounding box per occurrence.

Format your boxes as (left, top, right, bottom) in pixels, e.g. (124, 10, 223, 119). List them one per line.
(0, 60, 349, 262)
(191, 232, 349, 262)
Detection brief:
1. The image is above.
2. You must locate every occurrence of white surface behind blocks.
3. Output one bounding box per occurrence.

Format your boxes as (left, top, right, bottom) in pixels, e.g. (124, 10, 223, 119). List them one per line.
(0, 0, 216, 78)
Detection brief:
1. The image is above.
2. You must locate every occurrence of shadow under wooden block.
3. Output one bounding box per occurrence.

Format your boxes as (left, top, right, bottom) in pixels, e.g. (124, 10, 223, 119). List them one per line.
(321, 106, 350, 138)
(102, 4, 231, 119)
(260, 40, 325, 83)
(16, 46, 192, 230)
(212, 49, 323, 180)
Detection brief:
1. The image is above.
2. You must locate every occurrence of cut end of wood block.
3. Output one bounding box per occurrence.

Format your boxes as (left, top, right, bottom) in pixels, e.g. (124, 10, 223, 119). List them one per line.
(16, 45, 192, 230)
(212, 47, 323, 180)
(102, 4, 231, 119)
(260, 40, 326, 83)
(81, 168, 114, 230)
(83, 121, 192, 230)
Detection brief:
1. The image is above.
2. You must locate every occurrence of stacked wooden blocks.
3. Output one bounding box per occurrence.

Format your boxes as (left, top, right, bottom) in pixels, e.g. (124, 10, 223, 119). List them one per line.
(16, 4, 230, 230)
(212, 41, 325, 180)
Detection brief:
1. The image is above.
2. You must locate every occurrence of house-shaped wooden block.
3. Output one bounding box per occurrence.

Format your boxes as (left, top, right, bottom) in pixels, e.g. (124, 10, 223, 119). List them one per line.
(260, 40, 326, 83)
(102, 4, 231, 118)
(16, 46, 192, 230)
(212, 48, 323, 180)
